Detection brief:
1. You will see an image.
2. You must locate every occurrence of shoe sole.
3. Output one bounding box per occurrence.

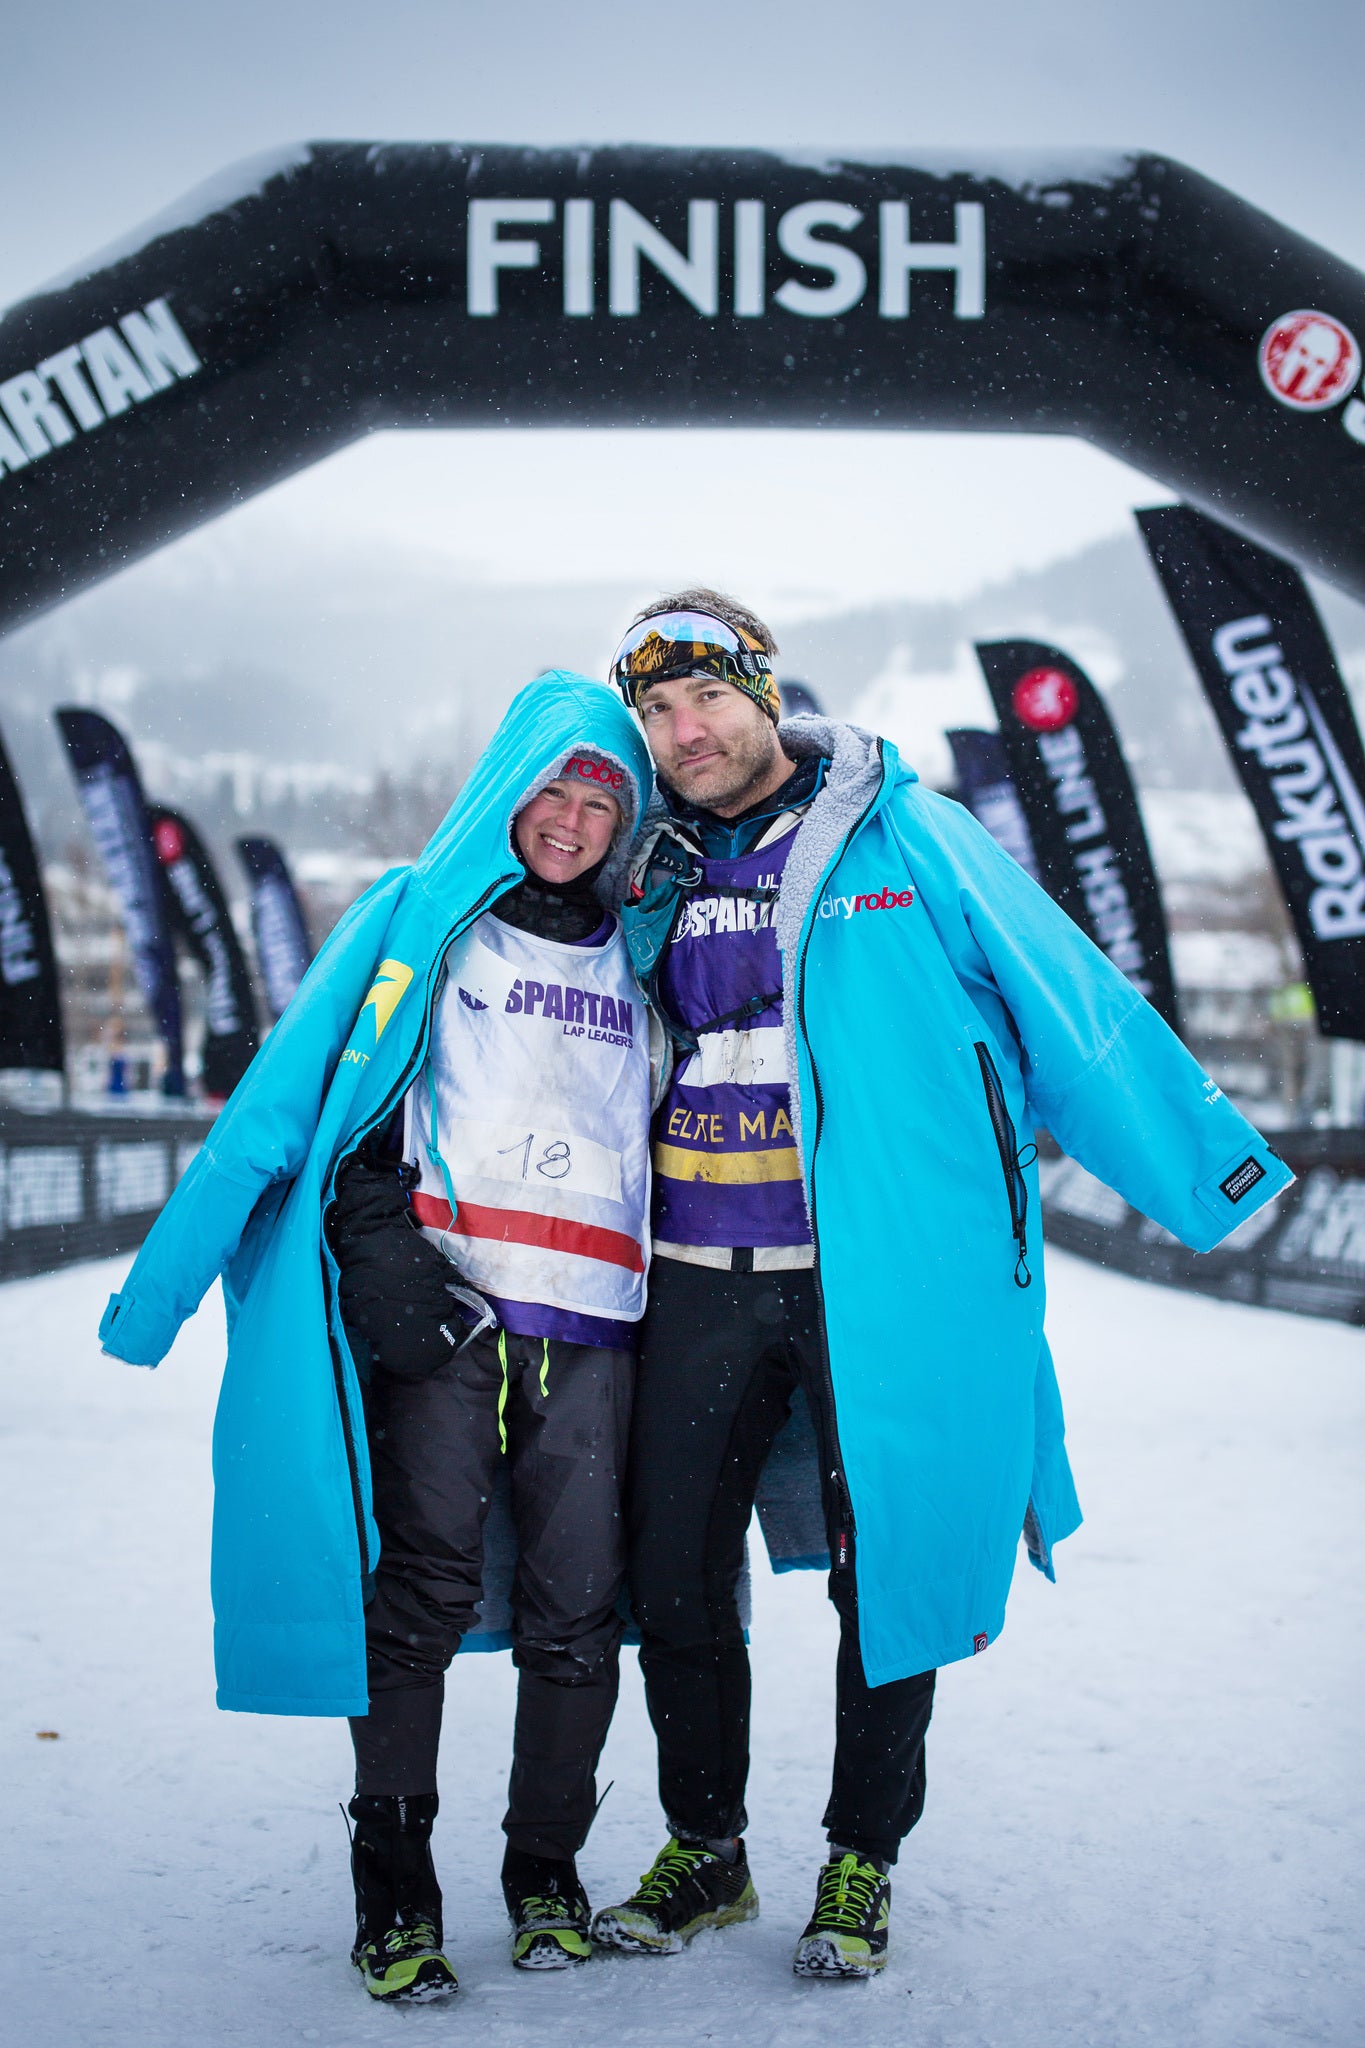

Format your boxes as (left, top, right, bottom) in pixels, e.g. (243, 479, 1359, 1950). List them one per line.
(512, 1929, 593, 1970)
(354, 1956, 460, 2002)
(792, 1935, 886, 1980)
(592, 1886, 760, 1956)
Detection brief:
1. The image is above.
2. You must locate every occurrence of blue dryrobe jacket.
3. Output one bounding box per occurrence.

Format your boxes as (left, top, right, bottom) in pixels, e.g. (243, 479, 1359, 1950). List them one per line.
(622, 717, 1293, 1687)
(102, 696, 1291, 1711)
(99, 672, 654, 1715)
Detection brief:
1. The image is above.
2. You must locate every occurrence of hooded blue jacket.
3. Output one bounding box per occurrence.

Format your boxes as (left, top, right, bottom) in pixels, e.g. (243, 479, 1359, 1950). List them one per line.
(102, 691, 1291, 1712)
(99, 673, 653, 1715)
(623, 717, 1293, 1687)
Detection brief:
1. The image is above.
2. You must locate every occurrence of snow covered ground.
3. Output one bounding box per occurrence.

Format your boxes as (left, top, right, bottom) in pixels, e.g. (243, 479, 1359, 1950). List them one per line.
(3, 1251, 1361, 2048)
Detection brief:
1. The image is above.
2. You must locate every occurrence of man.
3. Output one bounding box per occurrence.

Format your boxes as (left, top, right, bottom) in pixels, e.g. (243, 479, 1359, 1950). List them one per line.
(589, 591, 1290, 1979)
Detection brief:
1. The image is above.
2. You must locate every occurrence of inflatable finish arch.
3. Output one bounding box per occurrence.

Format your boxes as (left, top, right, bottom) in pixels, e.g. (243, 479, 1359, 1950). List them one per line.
(2, 142, 1365, 632)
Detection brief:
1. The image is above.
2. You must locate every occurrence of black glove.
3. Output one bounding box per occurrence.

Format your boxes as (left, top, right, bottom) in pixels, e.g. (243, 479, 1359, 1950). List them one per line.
(326, 1154, 489, 1378)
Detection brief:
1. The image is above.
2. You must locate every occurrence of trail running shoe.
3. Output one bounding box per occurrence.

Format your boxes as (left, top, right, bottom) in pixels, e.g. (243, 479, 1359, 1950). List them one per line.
(352, 1920, 459, 2002)
(792, 1852, 891, 1978)
(591, 1837, 758, 1955)
(503, 1848, 593, 1970)
(348, 1792, 456, 2002)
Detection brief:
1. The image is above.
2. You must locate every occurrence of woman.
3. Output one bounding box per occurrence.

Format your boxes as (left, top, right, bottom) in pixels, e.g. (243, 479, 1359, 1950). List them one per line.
(100, 673, 657, 2001)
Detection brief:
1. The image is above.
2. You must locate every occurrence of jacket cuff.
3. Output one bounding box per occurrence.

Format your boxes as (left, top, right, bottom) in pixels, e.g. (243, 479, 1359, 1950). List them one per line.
(1190, 1144, 1295, 1251)
(99, 1289, 179, 1367)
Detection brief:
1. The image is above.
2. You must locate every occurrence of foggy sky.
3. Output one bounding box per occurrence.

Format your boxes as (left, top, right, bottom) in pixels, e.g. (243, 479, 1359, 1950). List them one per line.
(7, 0, 1364, 618)
(9, 0, 1362, 310)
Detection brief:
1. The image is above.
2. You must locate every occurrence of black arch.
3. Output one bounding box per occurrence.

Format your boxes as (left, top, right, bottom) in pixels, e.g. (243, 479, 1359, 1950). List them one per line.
(2, 142, 1364, 633)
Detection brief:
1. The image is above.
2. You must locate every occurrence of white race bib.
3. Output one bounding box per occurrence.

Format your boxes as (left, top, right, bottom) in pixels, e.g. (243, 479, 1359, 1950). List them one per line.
(439, 1116, 623, 1204)
(680, 1024, 789, 1090)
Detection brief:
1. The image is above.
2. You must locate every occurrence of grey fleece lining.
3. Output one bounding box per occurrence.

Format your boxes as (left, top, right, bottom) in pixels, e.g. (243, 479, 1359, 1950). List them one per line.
(771, 718, 888, 1208)
(509, 746, 644, 910)
(638, 716, 887, 1215)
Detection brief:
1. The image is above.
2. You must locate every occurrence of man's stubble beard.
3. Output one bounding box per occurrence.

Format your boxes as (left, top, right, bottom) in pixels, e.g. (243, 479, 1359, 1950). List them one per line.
(657, 721, 786, 815)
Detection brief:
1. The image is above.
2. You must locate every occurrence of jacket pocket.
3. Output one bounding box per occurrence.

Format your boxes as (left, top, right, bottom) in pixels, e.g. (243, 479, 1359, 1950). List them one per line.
(974, 1042, 1035, 1289)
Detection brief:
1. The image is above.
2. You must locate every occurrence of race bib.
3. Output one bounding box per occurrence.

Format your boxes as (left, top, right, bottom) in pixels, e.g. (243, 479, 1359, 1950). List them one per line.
(442, 1116, 624, 1205)
(680, 1025, 789, 1090)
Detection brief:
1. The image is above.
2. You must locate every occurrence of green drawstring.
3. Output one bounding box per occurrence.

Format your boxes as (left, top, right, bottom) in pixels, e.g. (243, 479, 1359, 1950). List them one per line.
(497, 1336, 551, 1454)
(497, 1330, 510, 1455)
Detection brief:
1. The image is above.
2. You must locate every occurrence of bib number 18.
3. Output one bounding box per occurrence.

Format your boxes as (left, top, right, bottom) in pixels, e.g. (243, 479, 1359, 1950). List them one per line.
(497, 1133, 572, 1181)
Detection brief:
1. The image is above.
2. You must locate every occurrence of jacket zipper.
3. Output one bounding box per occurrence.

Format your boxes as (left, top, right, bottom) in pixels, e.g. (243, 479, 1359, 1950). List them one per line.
(323, 870, 516, 1577)
(974, 1041, 1033, 1289)
(791, 745, 888, 1546)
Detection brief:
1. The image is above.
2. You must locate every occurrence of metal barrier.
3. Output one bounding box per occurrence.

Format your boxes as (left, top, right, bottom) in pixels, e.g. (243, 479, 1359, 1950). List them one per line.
(0, 1107, 1358, 1329)
(1039, 1129, 1365, 1327)
(0, 1106, 214, 1281)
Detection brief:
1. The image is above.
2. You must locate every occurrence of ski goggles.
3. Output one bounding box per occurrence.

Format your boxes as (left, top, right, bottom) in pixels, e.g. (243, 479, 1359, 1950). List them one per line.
(610, 610, 780, 722)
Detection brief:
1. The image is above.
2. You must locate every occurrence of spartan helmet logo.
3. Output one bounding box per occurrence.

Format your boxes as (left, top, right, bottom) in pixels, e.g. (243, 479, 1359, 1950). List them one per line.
(1012, 666, 1079, 733)
(1259, 310, 1362, 411)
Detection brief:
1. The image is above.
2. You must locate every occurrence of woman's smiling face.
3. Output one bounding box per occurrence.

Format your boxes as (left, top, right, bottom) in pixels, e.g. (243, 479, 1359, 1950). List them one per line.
(514, 776, 622, 885)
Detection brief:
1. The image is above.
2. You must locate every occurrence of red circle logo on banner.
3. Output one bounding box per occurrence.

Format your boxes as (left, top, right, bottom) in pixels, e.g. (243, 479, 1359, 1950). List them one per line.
(153, 817, 186, 863)
(1012, 666, 1079, 732)
(1258, 310, 1361, 411)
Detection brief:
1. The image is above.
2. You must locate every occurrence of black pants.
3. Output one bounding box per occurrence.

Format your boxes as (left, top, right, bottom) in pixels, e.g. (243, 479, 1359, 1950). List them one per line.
(628, 1259, 935, 1867)
(349, 1328, 632, 1861)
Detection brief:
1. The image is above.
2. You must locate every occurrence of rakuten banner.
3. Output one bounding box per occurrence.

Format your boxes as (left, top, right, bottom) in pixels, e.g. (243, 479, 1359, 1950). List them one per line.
(149, 807, 259, 1101)
(56, 708, 184, 1093)
(1138, 505, 1365, 1041)
(974, 642, 1178, 1030)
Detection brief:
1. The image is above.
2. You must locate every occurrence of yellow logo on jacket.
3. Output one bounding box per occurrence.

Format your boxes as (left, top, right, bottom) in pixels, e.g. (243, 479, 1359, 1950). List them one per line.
(361, 959, 414, 1042)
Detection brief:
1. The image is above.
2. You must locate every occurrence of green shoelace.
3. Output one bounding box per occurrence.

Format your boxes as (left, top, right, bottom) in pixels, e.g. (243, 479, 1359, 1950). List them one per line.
(517, 1893, 581, 1927)
(633, 1839, 716, 1904)
(812, 1854, 883, 1929)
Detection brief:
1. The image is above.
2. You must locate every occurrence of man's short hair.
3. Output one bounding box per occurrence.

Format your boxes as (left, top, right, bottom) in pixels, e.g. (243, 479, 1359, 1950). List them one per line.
(629, 587, 779, 659)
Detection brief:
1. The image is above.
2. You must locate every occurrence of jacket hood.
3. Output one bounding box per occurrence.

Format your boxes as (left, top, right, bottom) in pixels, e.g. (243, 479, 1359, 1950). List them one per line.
(413, 670, 653, 910)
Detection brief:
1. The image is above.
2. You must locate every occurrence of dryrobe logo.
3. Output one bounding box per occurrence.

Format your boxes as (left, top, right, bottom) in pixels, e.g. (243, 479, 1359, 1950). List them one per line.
(817, 886, 915, 919)
(562, 755, 624, 790)
(465, 197, 986, 322)
(1258, 311, 1361, 412)
(0, 298, 202, 484)
(1011, 666, 1080, 733)
(1214, 615, 1365, 940)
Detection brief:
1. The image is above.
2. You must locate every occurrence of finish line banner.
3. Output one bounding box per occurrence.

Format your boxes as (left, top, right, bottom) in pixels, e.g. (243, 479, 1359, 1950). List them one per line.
(3, 147, 1365, 636)
(56, 707, 184, 1095)
(973, 641, 1179, 1030)
(150, 807, 259, 1101)
(236, 837, 312, 1020)
(0, 723, 64, 1074)
(1137, 503, 1365, 1041)
(946, 727, 1041, 882)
